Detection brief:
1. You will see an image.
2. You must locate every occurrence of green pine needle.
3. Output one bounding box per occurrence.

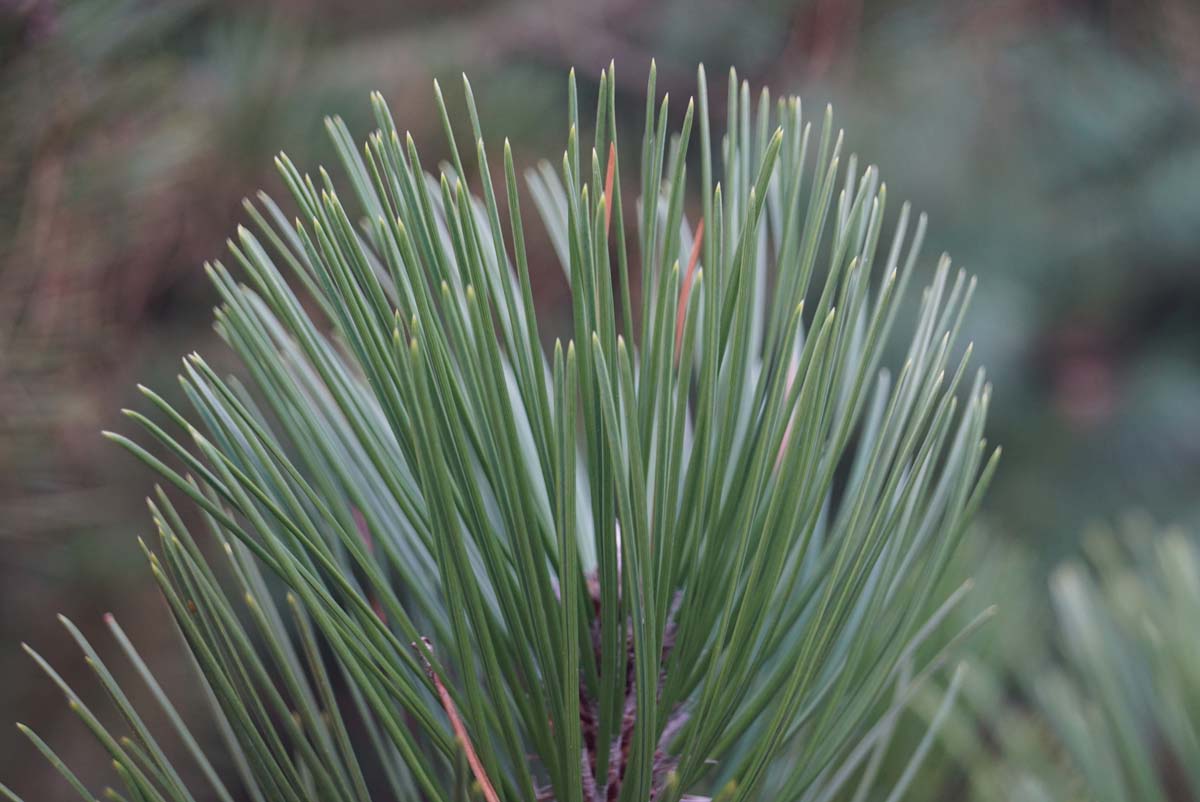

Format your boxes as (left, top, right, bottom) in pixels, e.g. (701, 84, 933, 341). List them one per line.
(14, 63, 997, 802)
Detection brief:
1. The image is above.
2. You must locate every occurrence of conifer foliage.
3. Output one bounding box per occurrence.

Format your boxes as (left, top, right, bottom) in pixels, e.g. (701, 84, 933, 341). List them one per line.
(6, 64, 997, 802)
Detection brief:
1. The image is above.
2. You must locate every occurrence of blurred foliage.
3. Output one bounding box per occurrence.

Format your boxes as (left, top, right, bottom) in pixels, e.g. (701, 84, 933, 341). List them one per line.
(3, 0, 1200, 799)
(1037, 521, 1200, 801)
(904, 517, 1200, 802)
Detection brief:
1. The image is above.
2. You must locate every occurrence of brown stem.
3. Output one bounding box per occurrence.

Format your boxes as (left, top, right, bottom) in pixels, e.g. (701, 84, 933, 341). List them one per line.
(412, 637, 501, 802)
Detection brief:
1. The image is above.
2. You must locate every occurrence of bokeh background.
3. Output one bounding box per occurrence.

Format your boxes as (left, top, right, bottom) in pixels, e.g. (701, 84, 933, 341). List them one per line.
(3, 0, 1200, 798)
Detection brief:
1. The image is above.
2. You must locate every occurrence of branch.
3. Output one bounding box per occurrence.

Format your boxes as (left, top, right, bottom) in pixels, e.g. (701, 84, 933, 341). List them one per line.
(412, 638, 500, 802)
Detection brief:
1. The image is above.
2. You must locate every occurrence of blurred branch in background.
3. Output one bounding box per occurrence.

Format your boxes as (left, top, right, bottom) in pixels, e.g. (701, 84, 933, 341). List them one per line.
(911, 516, 1200, 802)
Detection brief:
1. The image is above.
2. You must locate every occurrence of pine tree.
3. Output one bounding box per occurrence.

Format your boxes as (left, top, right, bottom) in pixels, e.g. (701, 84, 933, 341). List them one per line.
(6, 63, 997, 802)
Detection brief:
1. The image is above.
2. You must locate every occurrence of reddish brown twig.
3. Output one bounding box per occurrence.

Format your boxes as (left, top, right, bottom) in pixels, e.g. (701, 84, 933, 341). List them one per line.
(604, 141, 617, 236)
(412, 638, 501, 802)
(675, 219, 704, 356)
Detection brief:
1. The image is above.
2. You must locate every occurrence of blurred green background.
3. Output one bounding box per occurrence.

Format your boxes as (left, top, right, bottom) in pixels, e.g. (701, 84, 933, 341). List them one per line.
(3, 0, 1200, 798)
